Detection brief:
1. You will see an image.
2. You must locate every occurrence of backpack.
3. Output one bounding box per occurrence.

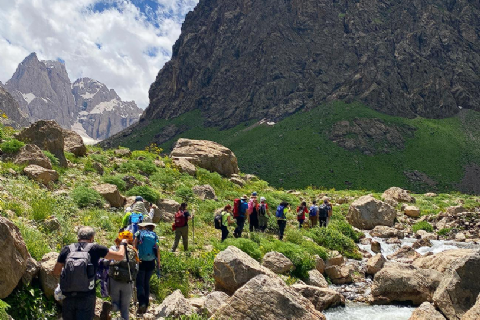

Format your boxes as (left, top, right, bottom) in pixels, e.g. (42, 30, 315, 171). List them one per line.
(309, 206, 318, 217)
(127, 212, 143, 235)
(109, 246, 138, 282)
(175, 210, 187, 228)
(138, 230, 158, 261)
(214, 213, 222, 229)
(60, 243, 95, 293)
(258, 203, 267, 216)
(297, 206, 305, 217)
(240, 201, 248, 216)
(276, 205, 285, 219)
(233, 199, 241, 218)
(318, 204, 329, 218)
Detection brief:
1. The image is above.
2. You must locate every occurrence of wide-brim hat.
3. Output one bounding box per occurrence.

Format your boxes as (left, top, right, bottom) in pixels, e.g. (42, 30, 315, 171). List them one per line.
(138, 222, 157, 228)
(241, 195, 248, 200)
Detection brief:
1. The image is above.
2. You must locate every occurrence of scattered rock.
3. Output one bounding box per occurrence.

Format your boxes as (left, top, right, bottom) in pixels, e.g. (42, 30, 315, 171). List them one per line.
(424, 193, 438, 197)
(93, 184, 125, 208)
(306, 269, 328, 288)
(92, 162, 104, 175)
(230, 177, 245, 186)
(366, 254, 386, 275)
(173, 157, 196, 175)
(413, 249, 475, 273)
(455, 232, 466, 242)
(388, 246, 421, 263)
(153, 289, 194, 318)
(446, 206, 467, 216)
(171, 138, 239, 177)
(154, 199, 180, 223)
(23, 164, 59, 185)
(325, 265, 354, 285)
(347, 195, 396, 229)
(14, 144, 52, 169)
(382, 187, 416, 203)
(43, 216, 61, 231)
(262, 251, 294, 274)
(122, 175, 143, 190)
(433, 250, 480, 320)
(409, 302, 446, 320)
(315, 255, 326, 274)
(39, 252, 59, 299)
(412, 238, 433, 249)
(114, 148, 131, 157)
(292, 284, 345, 312)
(154, 159, 165, 167)
(405, 206, 421, 218)
(212, 275, 326, 320)
(326, 251, 344, 267)
(204, 291, 229, 317)
(370, 226, 405, 239)
(94, 299, 112, 320)
(21, 257, 40, 286)
(416, 230, 438, 240)
(62, 129, 87, 157)
(371, 240, 381, 253)
(214, 246, 276, 295)
(192, 184, 217, 200)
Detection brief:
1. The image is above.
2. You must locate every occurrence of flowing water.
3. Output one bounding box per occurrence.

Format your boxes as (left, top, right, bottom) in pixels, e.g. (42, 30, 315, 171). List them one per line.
(324, 303, 414, 320)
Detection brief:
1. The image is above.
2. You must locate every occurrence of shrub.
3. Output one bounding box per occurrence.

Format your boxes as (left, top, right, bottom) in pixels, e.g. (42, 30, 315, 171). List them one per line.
(4, 283, 57, 320)
(176, 186, 195, 203)
(0, 139, 25, 154)
(126, 186, 159, 203)
(90, 153, 109, 165)
(17, 223, 51, 261)
(0, 126, 4, 142)
(133, 159, 157, 175)
(214, 238, 262, 261)
(437, 228, 451, 236)
(103, 175, 127, 191)
(151, 170, 177, 190)
(307, 227, 360, 259)
(0, 299, 9, 320)
(328, 219, 361, 242)
(30, 194, 54, 221)
(412, 221, 433, 233)
(42, 151, 59, 167)
(71, 186, 103, 208)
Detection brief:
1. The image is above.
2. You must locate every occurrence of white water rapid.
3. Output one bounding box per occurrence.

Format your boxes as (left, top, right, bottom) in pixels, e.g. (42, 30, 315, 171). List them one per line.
(324, 303, 414, 320)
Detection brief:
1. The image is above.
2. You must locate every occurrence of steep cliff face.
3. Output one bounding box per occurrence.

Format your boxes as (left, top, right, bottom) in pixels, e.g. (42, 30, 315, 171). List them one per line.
(0, 84, 30, 129)
(5, 53, 142, 141)
(72, 78, 142, 141)
(146, 0, 480, 127)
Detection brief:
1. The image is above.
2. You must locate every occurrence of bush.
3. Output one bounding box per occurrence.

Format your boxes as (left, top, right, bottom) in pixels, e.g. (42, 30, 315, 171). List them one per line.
(119, 160, 157, 175)
(328, 219, 361, 242)
(0, 139, 25, 154)
(42, 151, 59, 167)
(151, 170, 177, 190)
(126, 186, 159, 203)
(30, 194, 54, 221)
(437, 228, 451, 236)
(17, 223, 51, 261)
(0, 299, 9, 320)
(412, 221, 434, 233)
(307, 227, 360, 259)
(103, 175, 127, 191)
(214, 238, 262, 261)
(71, 186, 103, 208)
(0, 126, 4, 142)
(176, 186, 195, 203)
(4, 283, 57, 320)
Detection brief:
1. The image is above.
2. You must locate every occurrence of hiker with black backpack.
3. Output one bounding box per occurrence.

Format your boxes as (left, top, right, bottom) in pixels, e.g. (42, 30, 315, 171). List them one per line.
(233, 195, 249, 238)
(275, 202, 290, 240)
(171, 203, 193, 252)
(53, 226, 127, 320)
(309, 200, 319, 228)
(296, 201, 308, 229)
(318, 199, 331, 227)
(215, 204, 234, 241)
(257, 197, 270, 232)
(107, 230, 139, 320)
(134, 222, 161, 315)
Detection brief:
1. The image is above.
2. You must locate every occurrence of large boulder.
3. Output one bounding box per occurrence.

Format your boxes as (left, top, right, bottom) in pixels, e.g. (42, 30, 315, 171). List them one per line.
(22, 257, 40, 286)
(409, 302, 447, 320)
(62, 129, 87, 157)
(404, 206, 421, 218)
(315, 255, 326, 274)
(14, 144, 52, 169)
(370, 226, 405, 239)
(292, 284, 345, 312)
(388, 246, 421, 263)
(92, 183, 125, 208)
(154, 199, 180, 223)
(212, 275, 326, 320)
(153, 289, 194, 318)
(371, 263, 442, 305)
(0, 217, 31, 298)
(214, 246, 275, 295)
(413, 249, 474, 273)
(204, 291, 229, 316)
(462, 295, 480, 320)
(192, 184, 217, 200)
(382, 187, 416, 203)
(170, 138, 239, 177)
(366, 254, 386, 275)
(347, 195, 396, 229)
(433, 250, 480, 320)
(262, 251, 294, 274)
(39, 252, 60, 299)
(23, 164, 59, 185)
(16, 120, 67, 167)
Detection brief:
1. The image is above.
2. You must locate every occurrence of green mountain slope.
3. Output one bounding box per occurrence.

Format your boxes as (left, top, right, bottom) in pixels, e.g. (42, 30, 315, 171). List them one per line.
(106, 102, 480, 193)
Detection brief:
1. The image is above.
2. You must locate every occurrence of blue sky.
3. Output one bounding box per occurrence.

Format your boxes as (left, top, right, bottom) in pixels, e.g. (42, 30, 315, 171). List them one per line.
(0, 0, 199, 108)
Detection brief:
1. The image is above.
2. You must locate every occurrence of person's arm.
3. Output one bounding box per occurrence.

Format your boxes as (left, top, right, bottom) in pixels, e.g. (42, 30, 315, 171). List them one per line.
(133, 237, 139, 250)
(104, 242, 126, 261)
(53, 262, 64, 276)
(187, 211, 194, 220)
(122, 212, 131, 227)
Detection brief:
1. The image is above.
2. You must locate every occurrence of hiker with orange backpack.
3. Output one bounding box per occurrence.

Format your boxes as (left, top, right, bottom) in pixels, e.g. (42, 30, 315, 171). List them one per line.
(171, 203, 193, 252)
(233, 195, 249, 238)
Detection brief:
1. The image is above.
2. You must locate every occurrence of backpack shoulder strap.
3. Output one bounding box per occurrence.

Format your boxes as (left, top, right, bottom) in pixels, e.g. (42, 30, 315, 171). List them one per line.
(68, 243, 78, 252)
(83, 243, 95, 252)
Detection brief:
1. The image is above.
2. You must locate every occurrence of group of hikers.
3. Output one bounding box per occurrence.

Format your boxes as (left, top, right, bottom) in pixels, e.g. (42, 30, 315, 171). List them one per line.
(53, 193, 331, 320)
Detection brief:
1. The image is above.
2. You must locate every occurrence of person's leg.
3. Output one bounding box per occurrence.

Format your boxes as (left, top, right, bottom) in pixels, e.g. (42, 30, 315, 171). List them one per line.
(136, 268, 147, 310)
(143, 263, 155, 310)
(62, 296, 76, 320)
(120, 281, 133, 320)
(109, 278, 121, 316)
(278, 220, 285, 240)
(75, 294, 96, 320)
(237, 217, 245, 237)
(171, 228, 181, 252)
(181, 226, 189, 251)
(253, 214, 259, 231)
(221, 226, 228, 241)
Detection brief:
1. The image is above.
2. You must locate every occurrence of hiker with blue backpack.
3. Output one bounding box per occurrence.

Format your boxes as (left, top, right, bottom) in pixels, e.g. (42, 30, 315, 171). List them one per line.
(122, 196, 148, 235)
(276, 202, 290, 240)
(233, 195, 249, 238)
(171, 203, 193, 252)
(134, 222, 161, 315)
(309, 200, 319, 227)
(53, 226, 127, 320)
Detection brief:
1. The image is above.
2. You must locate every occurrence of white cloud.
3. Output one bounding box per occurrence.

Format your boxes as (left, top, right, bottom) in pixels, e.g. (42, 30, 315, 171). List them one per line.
(0, 0, 198, 108)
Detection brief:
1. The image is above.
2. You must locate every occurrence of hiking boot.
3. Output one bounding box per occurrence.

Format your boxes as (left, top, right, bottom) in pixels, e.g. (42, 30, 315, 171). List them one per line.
(137, 305, 147, 315)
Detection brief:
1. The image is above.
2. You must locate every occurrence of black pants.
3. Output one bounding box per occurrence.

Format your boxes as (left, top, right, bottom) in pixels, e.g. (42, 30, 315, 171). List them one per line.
(249, 213, 259, 232)
(221, 225, 229, 241)
(234, 216, 245, 237)
(136, 260, 155, 308)
(62, 293, 96, 320)
(277, 220, 287, 240)
(319, 216, 327, 227)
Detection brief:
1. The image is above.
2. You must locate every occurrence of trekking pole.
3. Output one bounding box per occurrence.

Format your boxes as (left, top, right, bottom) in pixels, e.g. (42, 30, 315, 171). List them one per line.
(192, 206, 195, 247)
(125, 244, 137, 317)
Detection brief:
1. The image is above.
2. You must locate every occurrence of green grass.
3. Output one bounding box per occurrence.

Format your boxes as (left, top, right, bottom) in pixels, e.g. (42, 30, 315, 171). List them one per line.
(412, 221, 434, 233)
(103, 102, 480, 193)
(0, 139, 24, 154)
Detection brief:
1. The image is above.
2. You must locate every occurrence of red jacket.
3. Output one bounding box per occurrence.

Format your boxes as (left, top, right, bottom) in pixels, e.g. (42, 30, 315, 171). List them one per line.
(296, 206, 308, 220)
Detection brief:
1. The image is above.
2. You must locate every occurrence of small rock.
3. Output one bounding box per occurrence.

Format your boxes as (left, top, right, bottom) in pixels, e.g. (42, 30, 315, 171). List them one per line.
(366, 254, 386, 275)
(306, 269, 328, 288)
(153, 290, 194, 318)
(404, 206, 421, 218)
(114, 148, 132, 157)
(315, 255, 326, 274)
(262, 251, 294, 274)
(455, 232, 466, 242)
(326, 251, 344, 267)
(23, 165, 59, 185)
(371, 240, 381, 253)
(43, 216, 60, 231)
(92, 162, 104, 175)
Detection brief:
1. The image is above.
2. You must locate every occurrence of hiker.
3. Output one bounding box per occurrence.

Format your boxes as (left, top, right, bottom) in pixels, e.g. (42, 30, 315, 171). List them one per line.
(107, 231, 139, 320)
(296, 201, 308, 229)
(248, 196, 260, 232)
(134, 222, 161, 315)
(220, 205, 234, 241)
(257, 197, 270, 232)
(276, 202, 290, 240)
(171, 203, 193, 252)
(318, 199, 331, 227)
(309, 200, 319, 227)
(233, 195, 249, 238)
(143, 202, 157, 223)
(122, 196, 148, 234)
(53, 226, 127, 320)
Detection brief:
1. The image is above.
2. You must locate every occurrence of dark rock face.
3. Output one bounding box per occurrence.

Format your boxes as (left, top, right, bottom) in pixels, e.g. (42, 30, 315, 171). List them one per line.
(0, 85, 30, 129)
(146, 0, 480, 128)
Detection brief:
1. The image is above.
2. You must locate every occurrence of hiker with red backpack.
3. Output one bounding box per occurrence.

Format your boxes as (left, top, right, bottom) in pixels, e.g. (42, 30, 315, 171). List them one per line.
(296, 201, 309, 229)
(257, 197, 270, 232)
(171, 203, 193, 252)
(233, 195, 249, 238)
